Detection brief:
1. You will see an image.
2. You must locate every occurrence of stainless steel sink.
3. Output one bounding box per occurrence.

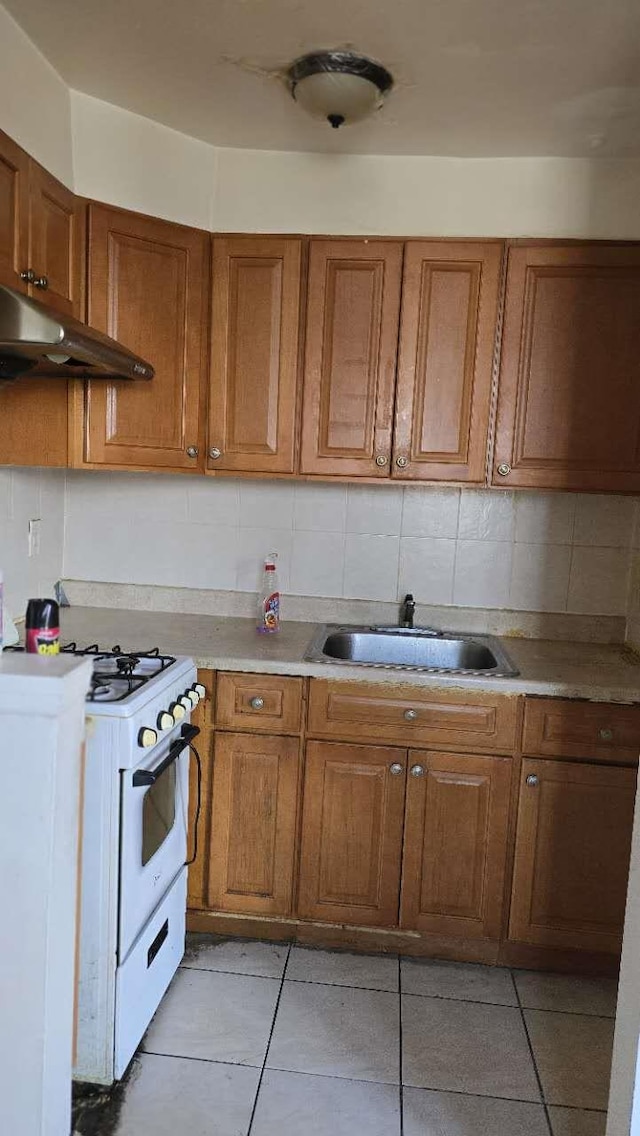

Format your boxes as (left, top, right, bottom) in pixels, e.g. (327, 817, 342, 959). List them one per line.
(304, 625, 519, 677)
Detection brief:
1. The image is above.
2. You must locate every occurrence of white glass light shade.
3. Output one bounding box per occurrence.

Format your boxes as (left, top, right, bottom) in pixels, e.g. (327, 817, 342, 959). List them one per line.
(293, 70, 384, 125)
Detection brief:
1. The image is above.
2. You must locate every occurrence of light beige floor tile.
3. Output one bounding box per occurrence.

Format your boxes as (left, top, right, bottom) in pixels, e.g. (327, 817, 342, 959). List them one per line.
(514, 970, 618, 1017)
(548, 1106, 607, 1136)
(142, 968, 279, 1065)
(251, 1069, 401, 1135)
(100, 1053, 259, 1136)
(182, 934, 288, 979)
(403, 1087, 550, 1135)
(287, 947, 398, 991)
(401, 958, 517, 1005)
(524, 1009, 614, 1110)
(267, 982, 399, 1084)
(402, 995, 540, 1101)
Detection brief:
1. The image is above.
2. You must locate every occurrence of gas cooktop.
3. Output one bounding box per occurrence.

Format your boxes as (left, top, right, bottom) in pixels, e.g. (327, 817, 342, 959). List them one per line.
(8, 643, 177, 703)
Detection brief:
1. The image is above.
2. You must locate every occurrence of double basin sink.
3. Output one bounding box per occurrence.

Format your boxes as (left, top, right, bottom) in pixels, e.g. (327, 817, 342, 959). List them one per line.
(304, 625, 518, 678)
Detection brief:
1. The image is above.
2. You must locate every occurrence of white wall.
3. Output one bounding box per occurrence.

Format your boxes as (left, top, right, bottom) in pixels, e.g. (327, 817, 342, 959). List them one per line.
(63, 474, 636, 617)
(69, 90, 640, 239)
(0, 5, 72, 186)
(0, 469, 65, 620)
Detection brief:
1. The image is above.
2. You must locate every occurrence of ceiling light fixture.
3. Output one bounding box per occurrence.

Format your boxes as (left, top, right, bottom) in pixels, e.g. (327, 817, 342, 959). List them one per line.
(287, 50, 394, 129)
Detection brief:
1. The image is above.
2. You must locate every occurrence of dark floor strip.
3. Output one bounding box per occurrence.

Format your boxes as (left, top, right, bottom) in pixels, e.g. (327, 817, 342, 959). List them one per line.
(246, 942, 292, 1135)
(511, 969, 554, 1136)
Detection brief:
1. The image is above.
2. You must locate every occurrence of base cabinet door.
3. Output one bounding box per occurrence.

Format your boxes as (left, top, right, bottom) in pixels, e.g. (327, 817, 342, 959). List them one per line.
(207, 732, 300, 916)
(400, 751, 512, 939)
(509, 758, 636, 953)
(297, 740, 406, 927)
(83, 203, 209, 470)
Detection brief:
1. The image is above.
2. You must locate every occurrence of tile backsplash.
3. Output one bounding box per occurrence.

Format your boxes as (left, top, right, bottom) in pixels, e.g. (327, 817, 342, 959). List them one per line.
(0, 468, 65, 617)
(63, 472, 638, 618)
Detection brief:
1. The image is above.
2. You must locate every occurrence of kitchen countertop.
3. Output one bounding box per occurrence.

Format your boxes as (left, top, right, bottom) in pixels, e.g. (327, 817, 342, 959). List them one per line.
(55, 606, 640, 703)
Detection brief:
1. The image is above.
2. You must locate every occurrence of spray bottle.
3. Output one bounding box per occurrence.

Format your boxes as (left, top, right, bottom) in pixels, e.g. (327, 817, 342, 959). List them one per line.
(257, 552, 280, 634)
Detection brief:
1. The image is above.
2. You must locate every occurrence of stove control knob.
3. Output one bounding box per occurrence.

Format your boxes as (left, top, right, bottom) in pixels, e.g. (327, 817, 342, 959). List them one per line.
(178, 695, 192, 711)
(170, 701, 186, 722)
(138, 727, 157, 748)
(157, 710, 174, 731)
(194, 683, 206, 700)
(186, 688, 199, 707)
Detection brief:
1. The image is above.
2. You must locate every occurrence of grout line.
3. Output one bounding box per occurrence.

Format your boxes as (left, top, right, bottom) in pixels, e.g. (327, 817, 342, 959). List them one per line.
(510, 969, 553, 1136)
(246, 942, 292, 1136)
(398, 956, 404, 1136)
(180, 964, 286, 982)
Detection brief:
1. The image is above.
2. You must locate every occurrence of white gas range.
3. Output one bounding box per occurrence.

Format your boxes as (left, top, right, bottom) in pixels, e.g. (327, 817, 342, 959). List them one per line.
(56, 644, 204, 1085)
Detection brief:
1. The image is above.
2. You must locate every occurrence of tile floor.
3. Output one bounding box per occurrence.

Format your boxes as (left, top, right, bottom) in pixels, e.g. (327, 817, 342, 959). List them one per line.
(72, 935, 617, 1136)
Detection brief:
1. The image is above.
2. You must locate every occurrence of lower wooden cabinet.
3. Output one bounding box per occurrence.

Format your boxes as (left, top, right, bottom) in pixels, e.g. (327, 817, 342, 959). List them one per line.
(207, 731, 301, 917)
(297, 740, 407, 927)
(509, 757, 636, 954)
(401, 751, 512, 940)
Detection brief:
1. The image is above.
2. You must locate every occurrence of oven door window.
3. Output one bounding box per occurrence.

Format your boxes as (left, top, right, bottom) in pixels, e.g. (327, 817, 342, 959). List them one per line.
(141, 762, 176, 866)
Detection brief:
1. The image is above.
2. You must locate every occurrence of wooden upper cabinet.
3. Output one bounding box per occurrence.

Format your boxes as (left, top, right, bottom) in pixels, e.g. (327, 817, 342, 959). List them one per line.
(83, 204, 209, 470)
(208, 236, 302, 474)
(509, 758, 636, 954)
(207, 732, 301, 917)
(394, 241, 503, 482)
(0, 134, 82, 467)
(300, 239, 403, 477)
(494, 243, 640, 492)
(28, 162, 85, 319)
(401, 751, 511, 940)
(0, 127, 29, 291)
(297, 739, 406, 926)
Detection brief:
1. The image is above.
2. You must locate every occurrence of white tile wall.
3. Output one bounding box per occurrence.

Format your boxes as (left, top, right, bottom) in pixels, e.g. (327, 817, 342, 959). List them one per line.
(0, 468, 66, 619)
(61, 473, 640, 617)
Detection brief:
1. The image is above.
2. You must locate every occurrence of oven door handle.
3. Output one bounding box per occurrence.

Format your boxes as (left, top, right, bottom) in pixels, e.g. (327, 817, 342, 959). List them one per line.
(132, 724, 200, 787)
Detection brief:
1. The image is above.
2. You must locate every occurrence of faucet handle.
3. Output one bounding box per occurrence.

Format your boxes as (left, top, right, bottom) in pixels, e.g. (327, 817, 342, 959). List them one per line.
(404, 593, 415, 604)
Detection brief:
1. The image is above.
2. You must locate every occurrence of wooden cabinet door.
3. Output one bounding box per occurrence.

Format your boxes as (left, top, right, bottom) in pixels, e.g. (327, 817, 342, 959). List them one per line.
(494, 243, 640, 491)
(83, 204, 209, 470)
(393, 241, 503, 483)
(28, 161, 85, 319)
(297, 740, 406, 926)
(0, 126, 29, 291)
(509, 758, 636, 953)
(208, 236, 302, 474)
(401, 751, 511, 940)
(207, 732, 301, 916)
(300, 240, 403, 477)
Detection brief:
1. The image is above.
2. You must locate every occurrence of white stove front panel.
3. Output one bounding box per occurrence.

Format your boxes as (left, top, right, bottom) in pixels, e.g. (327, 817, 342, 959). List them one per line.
(119, 733, 190, 961)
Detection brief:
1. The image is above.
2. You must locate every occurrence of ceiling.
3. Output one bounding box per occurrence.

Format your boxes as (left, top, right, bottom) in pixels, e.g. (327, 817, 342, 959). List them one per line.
(5, 0, 640, 156)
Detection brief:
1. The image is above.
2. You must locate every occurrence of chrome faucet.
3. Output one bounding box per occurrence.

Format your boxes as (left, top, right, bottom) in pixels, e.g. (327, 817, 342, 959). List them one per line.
(400, 593, 415, 629)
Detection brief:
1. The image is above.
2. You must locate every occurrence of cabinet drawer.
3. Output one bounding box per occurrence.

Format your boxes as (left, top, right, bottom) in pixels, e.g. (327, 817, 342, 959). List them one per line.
(216, 672, 303, 735)
(307, 680, 518, 752)
(523, 698, 640, 764)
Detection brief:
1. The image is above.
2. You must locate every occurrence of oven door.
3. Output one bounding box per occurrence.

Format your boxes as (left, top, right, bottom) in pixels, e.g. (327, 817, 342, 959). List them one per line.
(118, 727, 191, 961)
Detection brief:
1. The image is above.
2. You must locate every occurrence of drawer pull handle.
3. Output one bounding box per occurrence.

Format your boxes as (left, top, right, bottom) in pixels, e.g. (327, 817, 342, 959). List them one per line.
(404, 708, 418, 721)
(249, 696, 265, 711)
(410, 764, 425, 777)
(526, 774, 539, 787)
(599, 727, 614, 742)
(389, 762, 404, 776)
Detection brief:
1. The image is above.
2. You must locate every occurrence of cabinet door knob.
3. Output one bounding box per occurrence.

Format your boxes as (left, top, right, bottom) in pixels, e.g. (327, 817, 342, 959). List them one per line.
(410, 764, 425, 777)
(404, 708, 418, 721)
(389, 762, 404, 776)
(395, 455, 408, 469)
(20, 268, 36, 284)
(209, 447, 222, 460)
(249, 696, 265, 710)
(375, 454, 388, 467)
(526, 774, 539, 786)
(497, 462, 511, 477)
(33, 274, 48, 290)
(186, 445, 199, 458)
(599, 727, 614, 741)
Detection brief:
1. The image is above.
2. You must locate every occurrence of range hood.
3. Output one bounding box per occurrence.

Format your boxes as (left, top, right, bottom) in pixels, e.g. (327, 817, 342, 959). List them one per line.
(0, 284, 154, 382)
